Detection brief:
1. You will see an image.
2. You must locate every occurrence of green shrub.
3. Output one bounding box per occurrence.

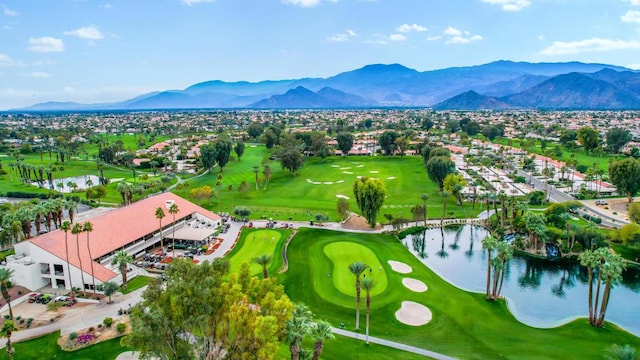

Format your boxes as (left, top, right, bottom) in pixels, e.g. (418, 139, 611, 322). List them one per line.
(116, 323, 126, 333)
(103, 317, 114, 328)
(69, 332, 78, 340)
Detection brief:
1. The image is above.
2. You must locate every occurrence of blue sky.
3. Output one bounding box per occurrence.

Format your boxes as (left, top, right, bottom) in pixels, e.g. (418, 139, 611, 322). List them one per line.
(1, 0, 640, 109)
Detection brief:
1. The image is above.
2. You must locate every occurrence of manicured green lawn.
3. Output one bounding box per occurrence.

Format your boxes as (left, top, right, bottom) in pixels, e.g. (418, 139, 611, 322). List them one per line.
(120, 276, 153, 294)
(175, 145, 480, 221)
(226, 228, 292, 276)
(323, 242, 387, 297)
(279, 228, 640, 360)
(275, 334, 432, 360)
(0, 331, 130, 360)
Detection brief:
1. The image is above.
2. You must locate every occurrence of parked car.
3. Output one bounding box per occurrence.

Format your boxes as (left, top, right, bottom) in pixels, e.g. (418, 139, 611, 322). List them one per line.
(595, 200, 608, 205)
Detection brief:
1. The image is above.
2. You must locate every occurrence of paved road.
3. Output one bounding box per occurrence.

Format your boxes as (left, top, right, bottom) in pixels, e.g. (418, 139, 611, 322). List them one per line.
(331, 327, 457, 360)
(513, 167, 626, 228)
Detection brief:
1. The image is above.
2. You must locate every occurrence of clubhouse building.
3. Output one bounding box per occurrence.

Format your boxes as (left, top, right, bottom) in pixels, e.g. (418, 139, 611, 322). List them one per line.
(2, 193, 221, 291)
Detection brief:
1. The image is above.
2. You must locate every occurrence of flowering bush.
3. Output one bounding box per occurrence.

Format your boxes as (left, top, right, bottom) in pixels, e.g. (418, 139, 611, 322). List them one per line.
(76, 333, 95, 345)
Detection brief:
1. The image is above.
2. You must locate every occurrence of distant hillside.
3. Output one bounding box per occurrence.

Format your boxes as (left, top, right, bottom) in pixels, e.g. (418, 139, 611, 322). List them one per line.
(15, 60, 638, 111)
(251, 86, 373, 108)
(432, 91, 515, 110)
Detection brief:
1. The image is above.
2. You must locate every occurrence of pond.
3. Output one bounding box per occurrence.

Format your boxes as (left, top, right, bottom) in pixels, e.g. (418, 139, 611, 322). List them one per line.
(404, 225, 640, 336)
(31, 175, 100, 193)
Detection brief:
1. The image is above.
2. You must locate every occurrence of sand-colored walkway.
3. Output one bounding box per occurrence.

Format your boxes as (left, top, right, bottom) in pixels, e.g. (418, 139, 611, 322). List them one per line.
(395, 301, 432, 326)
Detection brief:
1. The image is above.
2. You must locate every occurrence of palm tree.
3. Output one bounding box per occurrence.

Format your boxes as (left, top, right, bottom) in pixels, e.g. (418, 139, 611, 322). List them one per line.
(83, 221, 96, 295)
(111, 250, 133, 290)
(286, 303, 312, 360)
(253, 254, 273, 279)
(0, 320, 18, 360)
(348, 261, 369, 330)
(362, 277, 375, 344)
(604, 344, 640, 360)
(0, 268, 15, 320)
(71, 222, 87, 295)
(253, 165, 260, 191)
(311, 321, 334, 360)
(155, 207, 166, 254)
(263, 164, 272, 190)
(421, 193, 428, 226)
(440, 190, 450, 225)
(61, 220, 74, 291)
(168, 203, 180, 259)
(482, 234, 498, 300)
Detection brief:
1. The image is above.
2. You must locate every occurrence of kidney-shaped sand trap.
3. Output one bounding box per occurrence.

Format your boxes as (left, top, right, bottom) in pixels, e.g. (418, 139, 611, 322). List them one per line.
(395, 301, 432, 326)
(402, 278, 428, 292)
(387, 260, 412, 274)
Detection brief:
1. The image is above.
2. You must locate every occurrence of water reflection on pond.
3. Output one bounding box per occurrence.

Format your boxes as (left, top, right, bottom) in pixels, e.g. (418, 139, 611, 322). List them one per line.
(405, 225, 640, 336)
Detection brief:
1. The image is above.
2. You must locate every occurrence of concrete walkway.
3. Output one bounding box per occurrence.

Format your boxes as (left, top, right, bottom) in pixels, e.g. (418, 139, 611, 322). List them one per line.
(331, 327, 457, 360)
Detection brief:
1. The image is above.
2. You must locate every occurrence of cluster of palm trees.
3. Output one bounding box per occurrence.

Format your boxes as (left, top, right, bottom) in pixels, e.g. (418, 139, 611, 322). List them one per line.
(1, 198, 78, 246)
(285, 303, 334, 360)
(348, 261, 376, 344)
(60, 220, 96, 295)
(152, 203, 180, 259)
(481, 234, 514, 301)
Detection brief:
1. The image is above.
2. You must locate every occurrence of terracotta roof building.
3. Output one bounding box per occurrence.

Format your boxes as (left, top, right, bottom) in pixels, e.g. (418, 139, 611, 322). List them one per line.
(4, 193, 221, 291)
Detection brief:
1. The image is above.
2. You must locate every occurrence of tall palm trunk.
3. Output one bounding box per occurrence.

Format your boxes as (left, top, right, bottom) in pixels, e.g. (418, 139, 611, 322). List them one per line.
(312, 341, 323, 360)
(355, 279, 361, 330)
(592, 274, 603, 326)
(76, 233, 87, 295)
(290, 343, 300, 360)
(496, 261, 507, 299)
(596, 281, 612, 327)
(86, 232, 96, 295)
(441, 198, 448, 225)
(365, 294, 371, 344)
(586, 266, 594, 324)
(1, 287, 13, 319)
(491, 266, 500, 300)
(64, 232, 74, 292)
(485, 248, 492, 299)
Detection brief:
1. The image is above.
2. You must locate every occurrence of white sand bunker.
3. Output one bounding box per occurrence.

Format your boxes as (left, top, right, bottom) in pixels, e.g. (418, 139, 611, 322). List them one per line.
(331, 165, 340, 168)
(336, 194, 350, 199)
(395, 301, 432, 326)
(357, 165, 364, 168)
(323, 182, 334, 185)
(388, 260, 412, 274)
(402, 278, 428, 292)
(306, 179, 313, 183)
(370, 170, 379, 173)
(340, 167, 351, 170)
(387, 176, 396, 180)
(336, 180, 344, 184)
(343, 171, 353, 174)
(111, 178, 125, 182)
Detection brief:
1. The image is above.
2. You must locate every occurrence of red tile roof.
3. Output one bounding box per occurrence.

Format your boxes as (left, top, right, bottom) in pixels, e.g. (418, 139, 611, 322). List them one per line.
(28, 193, 221, 282)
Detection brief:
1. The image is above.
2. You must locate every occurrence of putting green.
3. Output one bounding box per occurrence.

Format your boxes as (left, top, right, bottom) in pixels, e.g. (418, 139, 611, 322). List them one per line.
(229, 229, 282, 275)
(323, 242, 387, 297)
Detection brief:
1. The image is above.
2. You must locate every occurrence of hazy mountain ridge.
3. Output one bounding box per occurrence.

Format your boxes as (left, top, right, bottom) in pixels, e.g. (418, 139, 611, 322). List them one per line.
(16, 60, 639, 111)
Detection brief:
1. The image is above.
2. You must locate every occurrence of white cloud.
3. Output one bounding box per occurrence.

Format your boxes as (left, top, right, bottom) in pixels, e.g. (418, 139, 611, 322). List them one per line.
(22, 72, 51, 78)
(2, 4, 18, 16)
(388, 33, 406, 41)
(540, 37, 640, 55)
(0, 53, 23, 67)
(326, 29, 357, 42)
(99, 3, 113, 9)
(480, 0, 531, 11)
(28, 37, 64, 52)
(181, 0, 215, 5)
(282, 0, 322, 7)
(396, 23, 427, 33)
(432, 26, 483, 44)
(444, 26, 463, 36)
(64, 26, 105, 40)
(622, 10, 640, 24)
(625, 0, 640, 5)
(627, 63, 640, 69)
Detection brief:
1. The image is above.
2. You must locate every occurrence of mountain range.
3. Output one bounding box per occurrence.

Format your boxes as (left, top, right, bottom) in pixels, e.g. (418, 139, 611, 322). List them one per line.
(16, 60, 640, 111)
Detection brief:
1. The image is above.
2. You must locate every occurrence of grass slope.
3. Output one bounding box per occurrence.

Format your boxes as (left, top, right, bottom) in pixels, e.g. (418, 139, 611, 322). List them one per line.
(280, 228, 640, 360)
(225, 228, 292, 276)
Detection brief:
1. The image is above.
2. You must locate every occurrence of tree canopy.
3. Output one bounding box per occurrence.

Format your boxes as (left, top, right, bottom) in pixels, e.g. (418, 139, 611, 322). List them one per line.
(352, 177, 386, 228)
(606, 127, 632, 154)
(609, 158, 640, 203)
(426, 156, 456, 191)
(577, 126, 601, 155)
(124, 259, 293, 360)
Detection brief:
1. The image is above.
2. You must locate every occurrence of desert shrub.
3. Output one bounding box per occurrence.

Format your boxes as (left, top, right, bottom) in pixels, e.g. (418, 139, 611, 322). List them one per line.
(103, 317, 114, 328)
(116, 322, 127, 333)
(69, 332, 78, 340)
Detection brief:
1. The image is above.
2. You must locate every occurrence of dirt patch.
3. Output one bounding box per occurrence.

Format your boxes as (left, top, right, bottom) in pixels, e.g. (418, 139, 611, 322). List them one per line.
(0, 285, 31, 308)
(341, 213, 381, 231)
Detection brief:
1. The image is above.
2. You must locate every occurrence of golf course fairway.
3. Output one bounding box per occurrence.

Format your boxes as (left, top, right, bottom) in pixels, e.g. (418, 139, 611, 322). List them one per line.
(323, 242, 387, 297)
